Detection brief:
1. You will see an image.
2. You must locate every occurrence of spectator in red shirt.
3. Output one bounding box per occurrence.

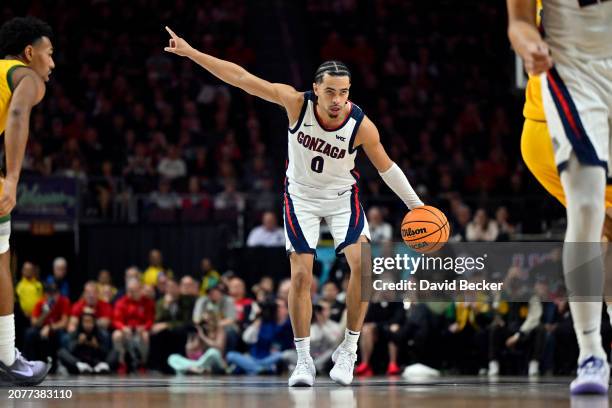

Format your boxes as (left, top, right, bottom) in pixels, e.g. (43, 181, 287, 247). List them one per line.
(228, 277, 253, 329)
(181, 176, 212, 222)
(24, 282, 71, 369)
(112, 278, 155, 373)
(68, 281, 112, 335)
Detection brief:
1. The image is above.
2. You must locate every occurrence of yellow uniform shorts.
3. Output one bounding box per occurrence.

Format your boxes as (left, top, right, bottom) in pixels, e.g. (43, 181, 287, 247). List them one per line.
(520, 118, 612, 208)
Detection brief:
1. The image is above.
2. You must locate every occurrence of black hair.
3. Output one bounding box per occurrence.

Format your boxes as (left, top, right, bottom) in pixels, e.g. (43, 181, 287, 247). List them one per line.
(78, 312, 99, 337)
(314, 60, 351, 84)
(0, 16, 53, 57)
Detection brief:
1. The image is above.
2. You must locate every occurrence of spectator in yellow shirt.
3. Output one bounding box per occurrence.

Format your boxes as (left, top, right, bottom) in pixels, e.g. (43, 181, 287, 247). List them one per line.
(15, 262, 43, 317)
(199, 258, 220, 296)
(143, 249, 173, 286)
(96, 269, 117, 303)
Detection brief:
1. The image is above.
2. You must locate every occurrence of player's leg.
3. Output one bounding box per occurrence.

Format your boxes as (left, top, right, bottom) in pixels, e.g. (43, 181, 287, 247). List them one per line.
(287, 252, 317, 385)
(343, 236, 370, 334)
(288, 253, 314, 339)
(329, 236, 370, 385)
(0, 217, 49, 385)
(523, 117, 612, 333)
(560, 155, 606, 356)
(0, 246, 15, 366)
(329, 235, 372, 384)
(326, 186, 371, 385)
(542, 62, 610, 394)
(284, 188, 319, 387)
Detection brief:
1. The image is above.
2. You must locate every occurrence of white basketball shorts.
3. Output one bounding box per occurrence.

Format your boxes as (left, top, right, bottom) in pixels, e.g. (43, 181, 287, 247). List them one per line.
(282, 178, 370, 255)
(541, 53, 612, 178)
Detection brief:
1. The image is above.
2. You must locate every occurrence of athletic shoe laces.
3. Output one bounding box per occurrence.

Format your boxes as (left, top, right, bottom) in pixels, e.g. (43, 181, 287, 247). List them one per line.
(295, 358, 312, 375)
(336, 349, 356, 372)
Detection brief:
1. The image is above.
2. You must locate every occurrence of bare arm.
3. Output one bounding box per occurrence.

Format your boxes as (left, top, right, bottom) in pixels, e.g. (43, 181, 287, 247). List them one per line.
(357, 117, 423, 209)
(507, 0, 553, 75)
(164, 26, 303, 125)
(0, 70, 45, 216)
(355, 117, 393, 172)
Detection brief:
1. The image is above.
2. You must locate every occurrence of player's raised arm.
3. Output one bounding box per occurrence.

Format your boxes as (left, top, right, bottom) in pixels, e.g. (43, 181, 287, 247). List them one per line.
(507, 0, 553, 75)
(164, 26, 303, 120)
(0, 70, 46, 216)
(356, 117, 423, 210)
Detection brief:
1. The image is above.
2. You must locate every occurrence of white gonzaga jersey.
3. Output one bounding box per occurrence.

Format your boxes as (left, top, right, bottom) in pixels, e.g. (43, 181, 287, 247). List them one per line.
(286, 91, 364, 190)
(542, 0, 612, 59)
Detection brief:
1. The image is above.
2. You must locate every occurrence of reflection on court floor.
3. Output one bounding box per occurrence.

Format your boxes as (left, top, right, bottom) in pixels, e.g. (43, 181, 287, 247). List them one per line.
(1, 375, 608, 408)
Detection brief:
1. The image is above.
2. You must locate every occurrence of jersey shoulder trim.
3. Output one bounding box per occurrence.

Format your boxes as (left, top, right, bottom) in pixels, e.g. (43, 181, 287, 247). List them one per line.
(288, 92, 310, 134)
(348, 103, 365, 154)
(6, 63, 28, 92)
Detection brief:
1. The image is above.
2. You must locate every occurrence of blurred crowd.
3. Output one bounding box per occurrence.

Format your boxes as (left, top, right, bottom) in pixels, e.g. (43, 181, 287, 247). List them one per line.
(4, 0, 584, 379)
(1, 0, 562, 240)
(13, 247, 611, 377)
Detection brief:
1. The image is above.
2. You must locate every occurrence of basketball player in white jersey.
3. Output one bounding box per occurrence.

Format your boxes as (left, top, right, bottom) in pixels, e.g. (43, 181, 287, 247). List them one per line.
(164, 27, 423, 386)
(507, 0, 612, 394)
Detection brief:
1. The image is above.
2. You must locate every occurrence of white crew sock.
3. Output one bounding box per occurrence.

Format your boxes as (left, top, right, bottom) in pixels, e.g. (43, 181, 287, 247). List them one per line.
(0, 314, 16, 366)
(294, 337, 311, 361)
(341, 329, 360, 354)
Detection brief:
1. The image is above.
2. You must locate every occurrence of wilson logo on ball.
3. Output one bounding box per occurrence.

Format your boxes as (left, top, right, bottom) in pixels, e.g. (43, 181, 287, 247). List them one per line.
(402, 227, 427, 237)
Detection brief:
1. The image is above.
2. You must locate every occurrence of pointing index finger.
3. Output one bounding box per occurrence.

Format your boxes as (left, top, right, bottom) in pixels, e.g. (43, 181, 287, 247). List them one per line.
(165, 26, 178, 39)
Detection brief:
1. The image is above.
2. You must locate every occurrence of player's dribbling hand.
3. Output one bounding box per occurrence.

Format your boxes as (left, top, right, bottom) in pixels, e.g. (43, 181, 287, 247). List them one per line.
(164, 26, 194, 57)
(0, 178, 17, 217)
(521, 41, 553, 76)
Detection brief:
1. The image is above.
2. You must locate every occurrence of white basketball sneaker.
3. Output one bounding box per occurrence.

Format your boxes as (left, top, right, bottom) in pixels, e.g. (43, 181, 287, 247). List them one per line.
(288, 356, 316, 387)
(488, 360, 500, 377)
(528, 360, 539, 377)
(570, 355, 610, 395)
(330, 346, 357, 386)
(0, 349, 50, 386)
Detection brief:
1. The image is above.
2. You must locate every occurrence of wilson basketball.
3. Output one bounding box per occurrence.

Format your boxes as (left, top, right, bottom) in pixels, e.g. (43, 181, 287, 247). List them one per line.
(401, 206, 450, 253)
